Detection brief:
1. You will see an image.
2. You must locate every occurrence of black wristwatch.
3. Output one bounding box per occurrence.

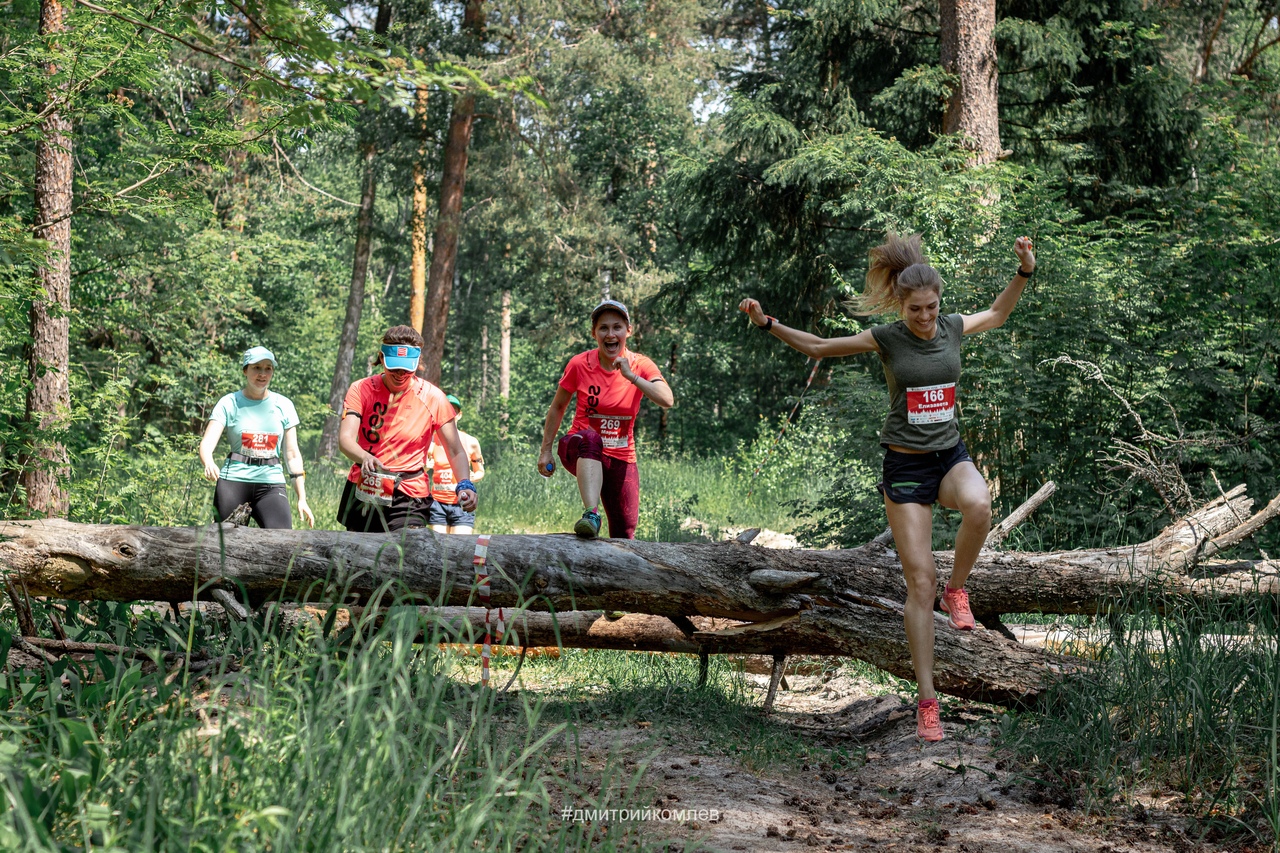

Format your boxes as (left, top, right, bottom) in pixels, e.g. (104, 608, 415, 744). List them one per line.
(1016, 267, 1034, 278)
(758, 316, 775, 332)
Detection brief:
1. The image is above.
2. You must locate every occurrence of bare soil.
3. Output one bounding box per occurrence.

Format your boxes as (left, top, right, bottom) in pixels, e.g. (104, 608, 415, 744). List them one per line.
(556, 670, 1238, 853)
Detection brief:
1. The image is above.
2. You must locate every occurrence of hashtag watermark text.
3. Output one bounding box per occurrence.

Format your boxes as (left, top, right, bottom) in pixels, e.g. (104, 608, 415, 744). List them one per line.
(558, 806, 719, 823)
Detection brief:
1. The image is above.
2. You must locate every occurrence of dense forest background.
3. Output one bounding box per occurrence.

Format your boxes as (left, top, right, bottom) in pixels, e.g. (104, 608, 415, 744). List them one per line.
(2, 0, 1278, 551)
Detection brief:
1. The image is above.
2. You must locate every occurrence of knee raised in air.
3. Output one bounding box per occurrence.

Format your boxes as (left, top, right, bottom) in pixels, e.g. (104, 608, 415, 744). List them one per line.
(576, 429, 604, 460)
(962, 491, 993, 527)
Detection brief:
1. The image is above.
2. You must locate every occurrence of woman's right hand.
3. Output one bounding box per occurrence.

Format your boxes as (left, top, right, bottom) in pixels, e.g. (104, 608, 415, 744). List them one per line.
(537, 448, 556, 478)
(738, 298, 767, 327)
(360, 454, 384, 478)
(202, 460, 221, 482)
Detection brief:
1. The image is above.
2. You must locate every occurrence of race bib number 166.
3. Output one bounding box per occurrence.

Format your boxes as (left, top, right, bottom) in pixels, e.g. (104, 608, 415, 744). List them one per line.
(905, 383, 956, 425)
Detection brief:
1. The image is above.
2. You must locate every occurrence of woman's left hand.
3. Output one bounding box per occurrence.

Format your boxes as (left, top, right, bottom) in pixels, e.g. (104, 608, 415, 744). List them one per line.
(1014, 235, 1036, 270)
(614, 354, 636, 382)
(298, 499, 315, 528)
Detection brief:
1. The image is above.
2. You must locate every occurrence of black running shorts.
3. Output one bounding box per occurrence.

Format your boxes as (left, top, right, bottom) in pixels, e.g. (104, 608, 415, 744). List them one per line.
(877, 439, 973, 506)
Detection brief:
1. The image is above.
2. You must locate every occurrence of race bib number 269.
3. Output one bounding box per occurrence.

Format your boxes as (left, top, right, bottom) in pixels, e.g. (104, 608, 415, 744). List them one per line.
(589, 414, 631, 450)
(905, 383, 956, 425)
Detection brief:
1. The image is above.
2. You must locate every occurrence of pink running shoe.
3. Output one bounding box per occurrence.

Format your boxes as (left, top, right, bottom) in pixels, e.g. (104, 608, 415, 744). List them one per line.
(917, 699, 944, 742)
(940, 586, 975, 630)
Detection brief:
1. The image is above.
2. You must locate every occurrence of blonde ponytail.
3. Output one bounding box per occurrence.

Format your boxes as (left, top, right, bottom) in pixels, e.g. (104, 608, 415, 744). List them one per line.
(853, 232, 942, 315)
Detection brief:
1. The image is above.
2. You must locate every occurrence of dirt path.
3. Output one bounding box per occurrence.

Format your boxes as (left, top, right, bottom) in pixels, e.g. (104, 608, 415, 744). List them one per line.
(560, 671, 1232, 853)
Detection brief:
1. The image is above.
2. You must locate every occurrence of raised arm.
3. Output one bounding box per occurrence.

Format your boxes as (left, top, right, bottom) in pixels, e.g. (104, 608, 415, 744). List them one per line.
(738, 298, 878, 358)
(962, 235, 1036, 335)
(615, 357, 674, 408)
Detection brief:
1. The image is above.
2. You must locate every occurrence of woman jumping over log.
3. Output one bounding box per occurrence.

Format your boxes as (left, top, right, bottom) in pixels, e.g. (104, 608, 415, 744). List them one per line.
(198, 346, 314, 529)
(740, 233, 1036, 742)
(537, 299, 674, 539)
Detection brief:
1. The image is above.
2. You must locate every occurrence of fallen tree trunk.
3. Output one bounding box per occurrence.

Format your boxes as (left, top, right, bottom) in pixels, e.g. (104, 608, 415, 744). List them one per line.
(1, 484, 1275, 705)
(1, 485, 1273, 617)
(0, 520, 1073, 704)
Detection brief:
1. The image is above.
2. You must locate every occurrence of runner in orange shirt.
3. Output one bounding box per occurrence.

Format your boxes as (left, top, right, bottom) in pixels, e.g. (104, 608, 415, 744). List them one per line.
(537, 299, 674, 538)
(426, 394, 486, 534)
(337, 325, 478, 532)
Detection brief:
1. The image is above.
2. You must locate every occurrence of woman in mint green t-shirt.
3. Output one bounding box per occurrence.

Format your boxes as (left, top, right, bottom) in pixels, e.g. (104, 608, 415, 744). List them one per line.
(739, 232, 1036, 743)
(197, 346, 313, 528)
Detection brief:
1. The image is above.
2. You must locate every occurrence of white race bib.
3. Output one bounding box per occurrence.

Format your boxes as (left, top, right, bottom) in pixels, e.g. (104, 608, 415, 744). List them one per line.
(354, 470, 396, 506)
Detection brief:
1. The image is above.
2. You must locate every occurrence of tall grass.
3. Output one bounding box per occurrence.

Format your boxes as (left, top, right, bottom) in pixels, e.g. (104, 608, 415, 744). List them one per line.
(999, 590, 1280, 846)
(0, 593, 656, 851)
(302, 444, 813, 539)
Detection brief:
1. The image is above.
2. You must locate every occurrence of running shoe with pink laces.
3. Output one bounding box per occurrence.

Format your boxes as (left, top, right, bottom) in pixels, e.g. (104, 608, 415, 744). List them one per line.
(940, 585, 975, 630)
(917, 699, 944, 742)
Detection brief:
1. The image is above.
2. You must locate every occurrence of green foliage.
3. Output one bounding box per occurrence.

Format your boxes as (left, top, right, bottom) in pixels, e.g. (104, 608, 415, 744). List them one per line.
(667, 0, 1280, 546)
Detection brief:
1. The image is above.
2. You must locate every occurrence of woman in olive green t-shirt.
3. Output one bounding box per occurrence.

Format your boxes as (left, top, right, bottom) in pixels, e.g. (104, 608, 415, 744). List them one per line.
(739, 232, 1036, 742)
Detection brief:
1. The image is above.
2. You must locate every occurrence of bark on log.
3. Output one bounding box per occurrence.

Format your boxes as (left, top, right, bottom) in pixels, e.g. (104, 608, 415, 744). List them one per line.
(282, 603, 1065, 707)
(2, 485, 1275, 705)
(338, 606, 706, 653)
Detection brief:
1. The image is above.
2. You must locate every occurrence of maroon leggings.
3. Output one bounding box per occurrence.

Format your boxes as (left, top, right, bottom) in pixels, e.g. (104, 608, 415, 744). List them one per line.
(558, 429, 640, 539)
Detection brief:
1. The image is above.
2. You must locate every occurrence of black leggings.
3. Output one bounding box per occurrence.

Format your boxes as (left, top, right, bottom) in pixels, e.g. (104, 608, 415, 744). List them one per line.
(214, 479, 293, 529)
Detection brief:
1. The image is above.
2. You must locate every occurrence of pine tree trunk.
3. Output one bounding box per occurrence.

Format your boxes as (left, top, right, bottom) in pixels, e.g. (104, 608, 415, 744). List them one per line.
(421, 0, 484, 385)
(422, 93, 475, 386)
(317, 140, 378, 459)
(316, 3, 391, 459)
(23, 0, 72, 518)
(409, 85, 430, 334)
(480, 323, 488, 406)
(657, 341, 678, 448)
(939, 0, 1002, 164)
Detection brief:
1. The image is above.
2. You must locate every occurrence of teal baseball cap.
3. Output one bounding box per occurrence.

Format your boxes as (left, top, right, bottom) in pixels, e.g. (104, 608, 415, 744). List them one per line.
(445, 394, 462, 411)
(241, 346, 277, 367)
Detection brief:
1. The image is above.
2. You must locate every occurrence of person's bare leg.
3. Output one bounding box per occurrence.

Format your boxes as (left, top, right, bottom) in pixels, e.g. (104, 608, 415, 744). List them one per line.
(884, 496, 939, 700)
(451, 525, 474, 535)
(430, 524, 449, 534)
(937, 462, 992, 590)
(576, 458, 603, 511)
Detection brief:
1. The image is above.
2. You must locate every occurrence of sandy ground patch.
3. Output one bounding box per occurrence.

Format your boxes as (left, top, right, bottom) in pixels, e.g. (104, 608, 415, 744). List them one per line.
(550, 671, 1238, 853)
